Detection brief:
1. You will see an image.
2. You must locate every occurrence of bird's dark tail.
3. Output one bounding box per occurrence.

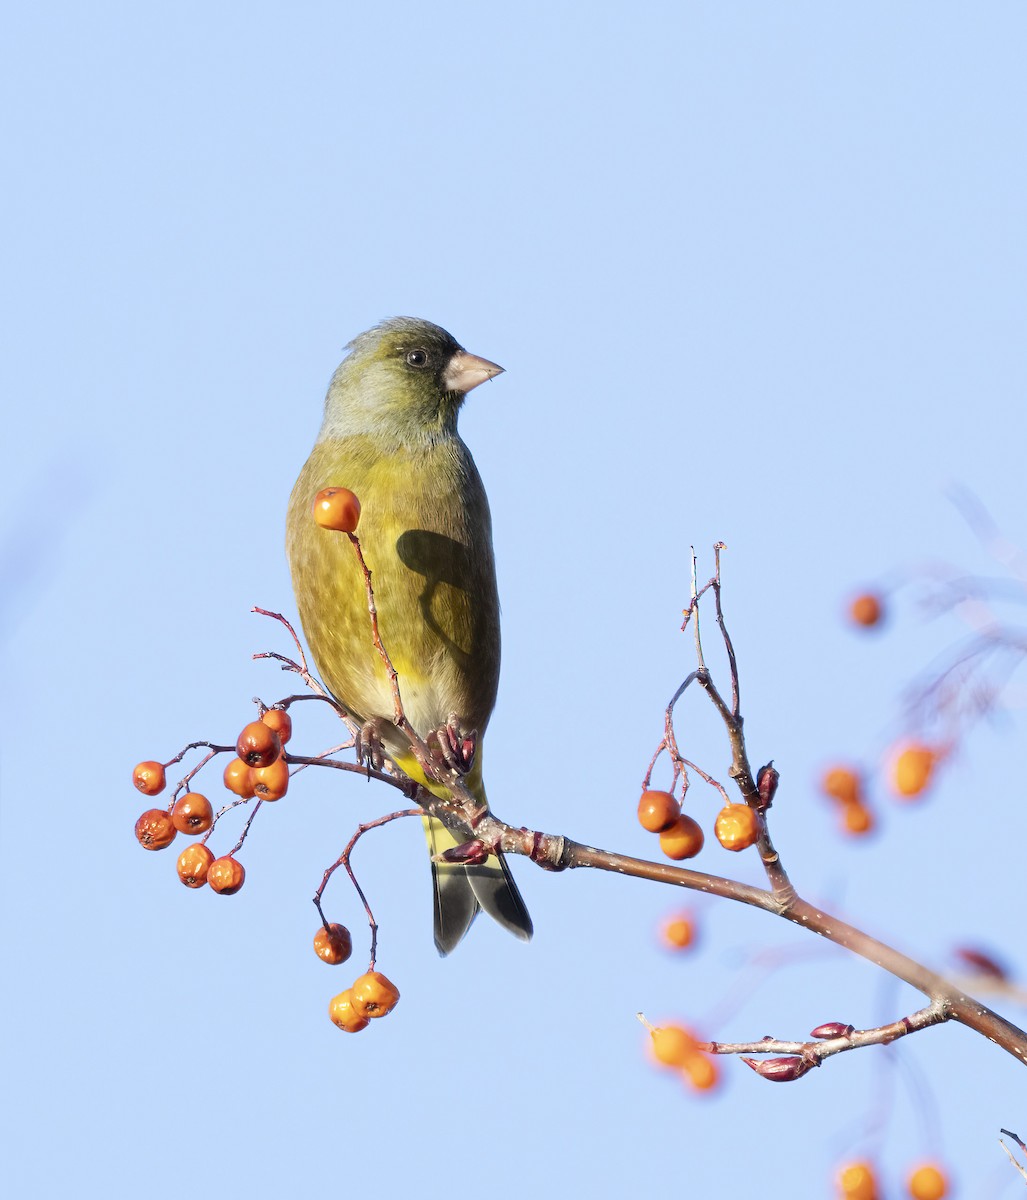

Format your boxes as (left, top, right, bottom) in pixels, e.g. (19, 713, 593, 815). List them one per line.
(424, 816, 533, 955)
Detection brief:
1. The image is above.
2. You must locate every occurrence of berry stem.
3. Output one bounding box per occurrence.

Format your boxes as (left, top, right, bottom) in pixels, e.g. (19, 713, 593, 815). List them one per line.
(314, 808, 422, 971)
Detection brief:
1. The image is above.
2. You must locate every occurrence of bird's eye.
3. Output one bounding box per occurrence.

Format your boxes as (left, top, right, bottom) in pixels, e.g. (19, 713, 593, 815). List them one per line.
(406, 349, 429, 368)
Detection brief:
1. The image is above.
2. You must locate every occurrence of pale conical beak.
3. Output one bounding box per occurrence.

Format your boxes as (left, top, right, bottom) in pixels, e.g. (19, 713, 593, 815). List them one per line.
(442, 349, 505, 394)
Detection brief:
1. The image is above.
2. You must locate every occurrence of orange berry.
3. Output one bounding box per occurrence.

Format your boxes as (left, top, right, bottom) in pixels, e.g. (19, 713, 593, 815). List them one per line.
(223, 757, 256, 799)
(351, 971, 400, 1018)
(313, 923, 353, 965)
(660, 914, 696, 950)
(313, 487, 361, 533)
(261, 708, 292, 744)
(176, 843, 215, 888)
(132, 761, 166, 796)
(714, 804, 759, 851)
(251, 755, 289, 801)
(892, 743, 938, 798)
(207, 856, 245, 895)
(134, 808, 177, 850)
(658, 814, 705, 860)
(908, 1164, 948, 1200)
(236, 720, 282, 769)
(837, 1161, 878, 1200)
(822, 766, 861, 806)
(637, 789, 681, 833)
(681, 1052, 719, 1091)
(171, 792, 213, 835)
(649, 1024, 698, 1068)
(849, 593, 884, 628)
(841, 799, 874, 836)
(328, 989, 370, 1033)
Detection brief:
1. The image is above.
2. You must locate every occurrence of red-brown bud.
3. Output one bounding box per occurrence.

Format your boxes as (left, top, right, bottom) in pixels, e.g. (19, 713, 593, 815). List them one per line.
(756, 762, 779, 810)
(741, 1055, 817, 1082)
(438, 839, 490, 866)
(954, 946, 1007, 981)
(810, 1022, 854, 1039)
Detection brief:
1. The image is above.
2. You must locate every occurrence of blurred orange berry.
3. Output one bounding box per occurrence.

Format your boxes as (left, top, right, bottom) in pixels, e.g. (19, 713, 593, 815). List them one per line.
(714, 804, 759, 851)
(681, 1052, 719, 1092)
(840, 799, 874, 836)
(236, 720, 282, 769)
(171, 792, 214, 835)
(261, 708, 292, 744)
(176, 843, 215, 888)
(313, 923, 353, 965)
(251, 756, 289, 801)
(328, 989, 370, 1033)
(637, 789, 681, 833)
(132, 761, 166, 796)
(849, 593, 884, 628)
(207, 856, 246, 895)
(837, 1161, 878, 1200)
(134, 808, 177, 851)
(223, 757, 256, 799)
(313, 487, 361, 533)
(822, 766, 861, 806)
(892, 743, 938, 798)
(660, 913, 696, 951)
(351, 971, 400, 1018)
(908, 1164, 948, 1200)
(649, 1024, 698, 1068)
(658, 814, 705, 861)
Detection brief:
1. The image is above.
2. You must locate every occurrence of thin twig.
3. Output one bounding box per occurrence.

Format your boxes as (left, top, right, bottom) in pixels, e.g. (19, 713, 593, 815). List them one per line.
(313, 809, 422, 970)
(201, 795, 255, 843)
(999, 1130, 1027, 1184)
(690, 547, 706, 672)
(227, 798, 263, 856)
(711, 542, 740, 717)
(702, 1002, 946, 1064)
(251, 607, 310, 673)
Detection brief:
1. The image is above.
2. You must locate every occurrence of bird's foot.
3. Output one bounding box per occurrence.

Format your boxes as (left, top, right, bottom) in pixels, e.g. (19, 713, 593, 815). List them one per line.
(356, 717, 388, 773)
(426, 714, 477, 776)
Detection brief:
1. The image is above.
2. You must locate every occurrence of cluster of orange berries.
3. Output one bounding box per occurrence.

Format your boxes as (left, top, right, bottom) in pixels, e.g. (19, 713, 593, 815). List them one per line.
(837, 1159, 948, 1199)
(132, 707, 294, 893)
(637, 789, 759, 858)
(328, 972, 400, 1033)
(314, 915, 401, 1034)
(821, 766, 874, 836)
(835, 589, 949, 834)
(822, 742, 943, 837)
(221, 710, 294, 803)
(648, 1023, 720, 1093)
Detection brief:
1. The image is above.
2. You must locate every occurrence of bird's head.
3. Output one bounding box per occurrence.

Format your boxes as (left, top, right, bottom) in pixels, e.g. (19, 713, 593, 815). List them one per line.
(319, 317, 503, 443)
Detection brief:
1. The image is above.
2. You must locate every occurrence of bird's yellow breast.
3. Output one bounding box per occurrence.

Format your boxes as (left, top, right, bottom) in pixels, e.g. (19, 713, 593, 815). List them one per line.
(285, 433, 501, 744)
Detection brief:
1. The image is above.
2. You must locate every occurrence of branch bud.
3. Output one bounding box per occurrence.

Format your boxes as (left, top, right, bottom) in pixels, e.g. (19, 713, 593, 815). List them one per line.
(437, 839, 490, 866)
(756, 762, 779, 810)
(741, 1055, 817, 1082)
(954, 946, 1008, 981)
(810, 1022, 854, 1039)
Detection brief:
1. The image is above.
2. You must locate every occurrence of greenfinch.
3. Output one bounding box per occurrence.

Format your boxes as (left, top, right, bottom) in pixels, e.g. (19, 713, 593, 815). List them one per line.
(286, 317, 532, 954)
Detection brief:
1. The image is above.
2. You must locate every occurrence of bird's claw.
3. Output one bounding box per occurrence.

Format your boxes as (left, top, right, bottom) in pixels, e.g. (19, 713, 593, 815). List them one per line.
(426, 714, 477, 775)
(356, 717, 387, 773)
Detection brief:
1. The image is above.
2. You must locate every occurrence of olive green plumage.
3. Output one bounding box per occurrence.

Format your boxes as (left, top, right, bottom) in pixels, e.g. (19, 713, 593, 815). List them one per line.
(286, 317, 532, 954)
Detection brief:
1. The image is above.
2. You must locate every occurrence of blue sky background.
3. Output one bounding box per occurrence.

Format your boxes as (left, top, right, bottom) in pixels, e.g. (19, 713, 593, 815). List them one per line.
(3, 3, 1027, 1197)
